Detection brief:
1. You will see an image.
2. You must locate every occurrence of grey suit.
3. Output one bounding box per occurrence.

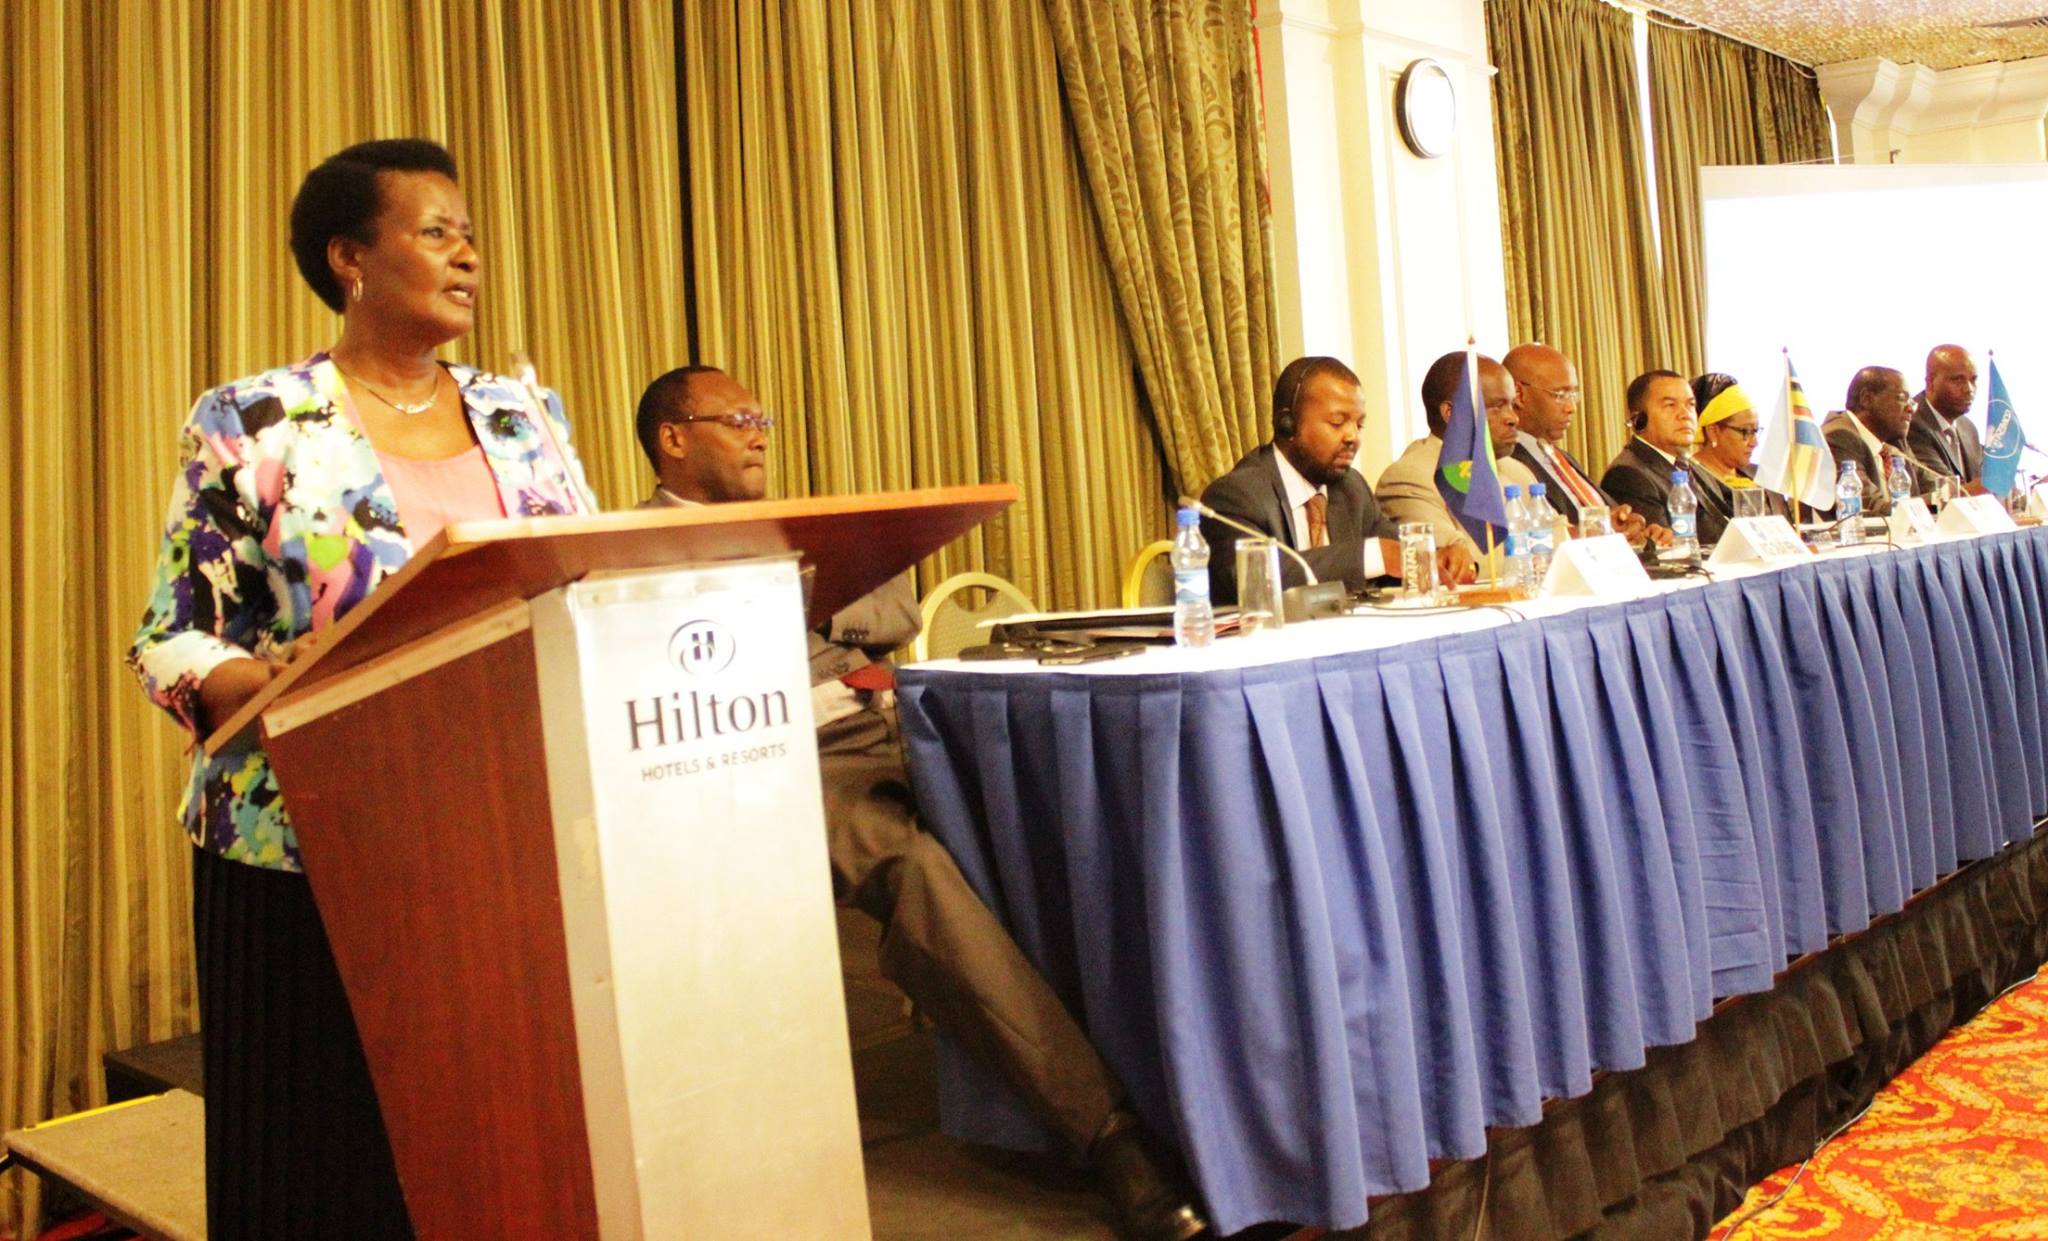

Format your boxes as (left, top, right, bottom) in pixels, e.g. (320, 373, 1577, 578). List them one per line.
(1906, 394, 1983, 486)
(638, 486, 1123, 1149)
(1198, 442, 1398, 604)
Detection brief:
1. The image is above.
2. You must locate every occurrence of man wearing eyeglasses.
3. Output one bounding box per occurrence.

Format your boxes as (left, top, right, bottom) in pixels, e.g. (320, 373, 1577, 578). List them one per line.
(1502, 343, 1668, 548)
(630, 366, 1211, 1241)
(1823, 365, 1940, 517)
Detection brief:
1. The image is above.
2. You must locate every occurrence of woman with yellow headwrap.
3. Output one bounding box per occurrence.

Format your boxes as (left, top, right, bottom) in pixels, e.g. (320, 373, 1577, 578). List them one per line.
(1691, 372, 1790, 538)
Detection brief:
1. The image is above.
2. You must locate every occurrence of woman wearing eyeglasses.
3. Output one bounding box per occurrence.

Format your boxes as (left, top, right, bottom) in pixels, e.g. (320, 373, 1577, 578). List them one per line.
(128, 138, 597, 1240)
(1690, 372, 1789, 538)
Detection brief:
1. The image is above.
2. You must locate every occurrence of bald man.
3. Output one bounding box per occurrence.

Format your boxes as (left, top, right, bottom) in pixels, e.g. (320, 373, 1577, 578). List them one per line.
(1905, 344, 1985, 491)
(1502, 343, 1666, 547)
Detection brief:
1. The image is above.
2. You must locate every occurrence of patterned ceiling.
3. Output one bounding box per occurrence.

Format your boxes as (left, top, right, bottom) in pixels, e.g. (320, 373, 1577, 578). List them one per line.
(1647, 1, 2048, 70)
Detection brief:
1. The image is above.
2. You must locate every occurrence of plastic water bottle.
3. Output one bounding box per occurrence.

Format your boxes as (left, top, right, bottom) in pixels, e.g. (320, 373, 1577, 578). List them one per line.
(1502, 484, 1530, 588)
(1836, 460, 1864, 547)
(1667, 470, 1699, 558)
(1525, 483, 1556, 586)
(1887, 453, 1913, 514)
(1172, 507, 1215, 648)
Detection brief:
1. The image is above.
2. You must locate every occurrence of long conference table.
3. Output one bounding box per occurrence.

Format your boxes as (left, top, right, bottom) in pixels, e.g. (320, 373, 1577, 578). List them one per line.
(895, 525, 2048, 1235)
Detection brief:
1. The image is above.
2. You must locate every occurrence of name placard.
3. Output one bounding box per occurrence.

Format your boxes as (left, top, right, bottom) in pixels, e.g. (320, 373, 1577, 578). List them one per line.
(1935, 493, 2018, 537)
(1706, 516, 1811, 569)
(1540, 534, 1654, 599)
(1887, 497, 1940, 544)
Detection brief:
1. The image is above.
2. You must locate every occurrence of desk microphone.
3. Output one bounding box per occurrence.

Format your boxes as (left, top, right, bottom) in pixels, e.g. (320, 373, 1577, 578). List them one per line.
(1179, 496, 1349, 621)
(1177, 496, 1319, 585)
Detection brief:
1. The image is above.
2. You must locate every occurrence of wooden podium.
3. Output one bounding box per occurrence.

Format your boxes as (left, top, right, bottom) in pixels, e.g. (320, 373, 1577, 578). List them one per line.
(212, 485, 1015, 1241)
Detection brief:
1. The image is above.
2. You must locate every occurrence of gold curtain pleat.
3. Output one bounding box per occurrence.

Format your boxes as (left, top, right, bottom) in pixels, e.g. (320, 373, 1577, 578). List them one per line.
(2, 3, 681, 1231)
(1039, 0, 1276, 498)
(1488, 0, 1673, 476)
(682, 0, 1167, 610)
(1649, 20, 1833, 376)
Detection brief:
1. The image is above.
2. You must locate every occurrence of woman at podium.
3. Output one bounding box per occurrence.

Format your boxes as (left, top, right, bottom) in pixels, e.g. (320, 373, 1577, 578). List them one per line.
(127, 139, 598, 1240)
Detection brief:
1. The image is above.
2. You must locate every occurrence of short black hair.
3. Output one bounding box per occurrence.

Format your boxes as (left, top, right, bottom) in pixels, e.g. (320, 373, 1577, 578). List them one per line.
(1845, 365, 1901, 413)
(1420, 351, 1471, 436)
(290, 139, 460, 312)
(635, 365, 726, 472)
(1626, 368, 1685, 416)
(1692, 372, 1739, 411)
(1271, 356, 1360, 440)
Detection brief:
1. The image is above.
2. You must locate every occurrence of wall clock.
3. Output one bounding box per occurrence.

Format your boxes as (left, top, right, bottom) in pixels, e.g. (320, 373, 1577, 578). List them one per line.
(1396, 58, 1457, 159)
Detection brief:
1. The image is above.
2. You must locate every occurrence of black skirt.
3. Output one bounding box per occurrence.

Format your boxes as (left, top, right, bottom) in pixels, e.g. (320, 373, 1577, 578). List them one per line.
(192, 845, 414, 1240)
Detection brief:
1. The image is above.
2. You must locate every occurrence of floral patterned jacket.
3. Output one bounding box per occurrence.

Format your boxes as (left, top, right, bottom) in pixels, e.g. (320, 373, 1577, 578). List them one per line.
(129, 352, 600, 870)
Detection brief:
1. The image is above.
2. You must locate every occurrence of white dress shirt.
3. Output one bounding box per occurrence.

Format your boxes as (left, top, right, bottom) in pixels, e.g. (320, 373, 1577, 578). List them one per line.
(1274, 449, 1387, 579)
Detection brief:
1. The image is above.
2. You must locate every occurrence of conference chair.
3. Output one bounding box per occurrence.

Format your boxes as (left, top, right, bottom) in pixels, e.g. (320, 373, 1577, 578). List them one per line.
(1120, 540, 1175, 609)
(912, 572, 1036, 661)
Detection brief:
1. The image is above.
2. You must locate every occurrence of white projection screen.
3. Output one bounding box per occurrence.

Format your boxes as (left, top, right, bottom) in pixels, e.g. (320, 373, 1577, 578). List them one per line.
(1700, 163, 2048, 447)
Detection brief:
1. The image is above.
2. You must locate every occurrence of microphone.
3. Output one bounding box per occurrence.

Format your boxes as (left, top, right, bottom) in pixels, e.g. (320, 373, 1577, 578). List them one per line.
(1178, 495, 1320, 585)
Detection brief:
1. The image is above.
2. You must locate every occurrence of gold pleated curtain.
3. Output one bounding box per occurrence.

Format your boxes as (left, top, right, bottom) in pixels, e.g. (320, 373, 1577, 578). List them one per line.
(1487, 0, 1674, 476)
(680, 1, 1171, 611)
(1, 3, 682, 1230)
(1648, 20, 1834, 376)
(1042, 0, 1278, 496)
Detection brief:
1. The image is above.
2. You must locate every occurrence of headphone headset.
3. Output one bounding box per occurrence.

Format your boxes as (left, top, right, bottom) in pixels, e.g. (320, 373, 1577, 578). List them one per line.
(1273, 363, 1311, 440)
(1630, 409, 1648, 433)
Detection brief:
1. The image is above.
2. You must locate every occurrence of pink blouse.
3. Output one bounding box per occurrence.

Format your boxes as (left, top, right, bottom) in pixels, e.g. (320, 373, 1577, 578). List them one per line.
(377, 443, 506, 549)
(340, 393, 508, 549)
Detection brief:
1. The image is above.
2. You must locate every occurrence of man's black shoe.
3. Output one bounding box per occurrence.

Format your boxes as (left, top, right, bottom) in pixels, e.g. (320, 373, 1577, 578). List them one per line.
(1089, 1108, 1209, 1241)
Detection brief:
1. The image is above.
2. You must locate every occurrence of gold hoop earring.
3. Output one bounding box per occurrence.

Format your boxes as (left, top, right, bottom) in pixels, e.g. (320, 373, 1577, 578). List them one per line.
(351, 277, 363, 303)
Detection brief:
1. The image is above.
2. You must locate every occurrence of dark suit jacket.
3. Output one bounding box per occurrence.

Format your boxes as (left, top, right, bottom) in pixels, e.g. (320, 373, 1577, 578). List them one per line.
(1198, 443, 1397, 603)
(1693, 462, 1788, 534)
(1906, 394, 1982, 485)
(1599, 437, 1729, 545)
(1511, 436, 1611, 524)
(1822, 412, 1941, 516)
(1600, 437, 1685, 529)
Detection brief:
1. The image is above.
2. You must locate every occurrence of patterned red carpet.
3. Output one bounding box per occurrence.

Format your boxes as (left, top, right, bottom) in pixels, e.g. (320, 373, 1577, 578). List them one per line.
(1711, 963, 2048, 1239)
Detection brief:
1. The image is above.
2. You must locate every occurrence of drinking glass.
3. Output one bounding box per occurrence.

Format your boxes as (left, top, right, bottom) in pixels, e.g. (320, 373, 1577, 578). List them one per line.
(1731, 487, 1765, 521)
(1398, 522, 1438, 601)
(1578, 504, 1613, 539)
(1233, 538, 1286, 636)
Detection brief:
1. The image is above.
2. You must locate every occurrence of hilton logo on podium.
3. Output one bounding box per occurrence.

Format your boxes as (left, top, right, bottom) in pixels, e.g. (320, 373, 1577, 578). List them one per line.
(625, 617, 792, 753)
(668, 619, 737, 676)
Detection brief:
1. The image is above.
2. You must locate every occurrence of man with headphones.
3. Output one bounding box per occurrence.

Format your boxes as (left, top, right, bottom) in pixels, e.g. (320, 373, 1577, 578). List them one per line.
(1600, 368, 1704, 534)
(1199, 355, 1476, 605)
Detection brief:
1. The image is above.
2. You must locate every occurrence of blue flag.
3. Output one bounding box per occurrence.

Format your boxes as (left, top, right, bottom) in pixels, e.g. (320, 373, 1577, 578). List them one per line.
(1435, 348, 1509, 546)
(1982, 357, 2025, 498)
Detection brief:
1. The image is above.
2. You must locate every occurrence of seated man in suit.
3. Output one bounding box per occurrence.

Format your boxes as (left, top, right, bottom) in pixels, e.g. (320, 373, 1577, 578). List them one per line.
(1822, 365, 1943, 516)
(1502, 343, 1666, 547)
(1906, 344, 1987, 495)
(1378, 350, 1538, 559)
(1199, 354, 1475, 605)
(1602, 368, 1726, 544)
(635, 366, 1208, 1241)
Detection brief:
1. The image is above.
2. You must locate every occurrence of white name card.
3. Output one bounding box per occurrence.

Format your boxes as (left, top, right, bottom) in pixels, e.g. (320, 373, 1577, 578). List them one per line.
(1887, 497, 1940, 544)
(1936, 493, 2018, 536)
(1540, 534, 1654, 599)
(1706, 516, 1811, 569)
